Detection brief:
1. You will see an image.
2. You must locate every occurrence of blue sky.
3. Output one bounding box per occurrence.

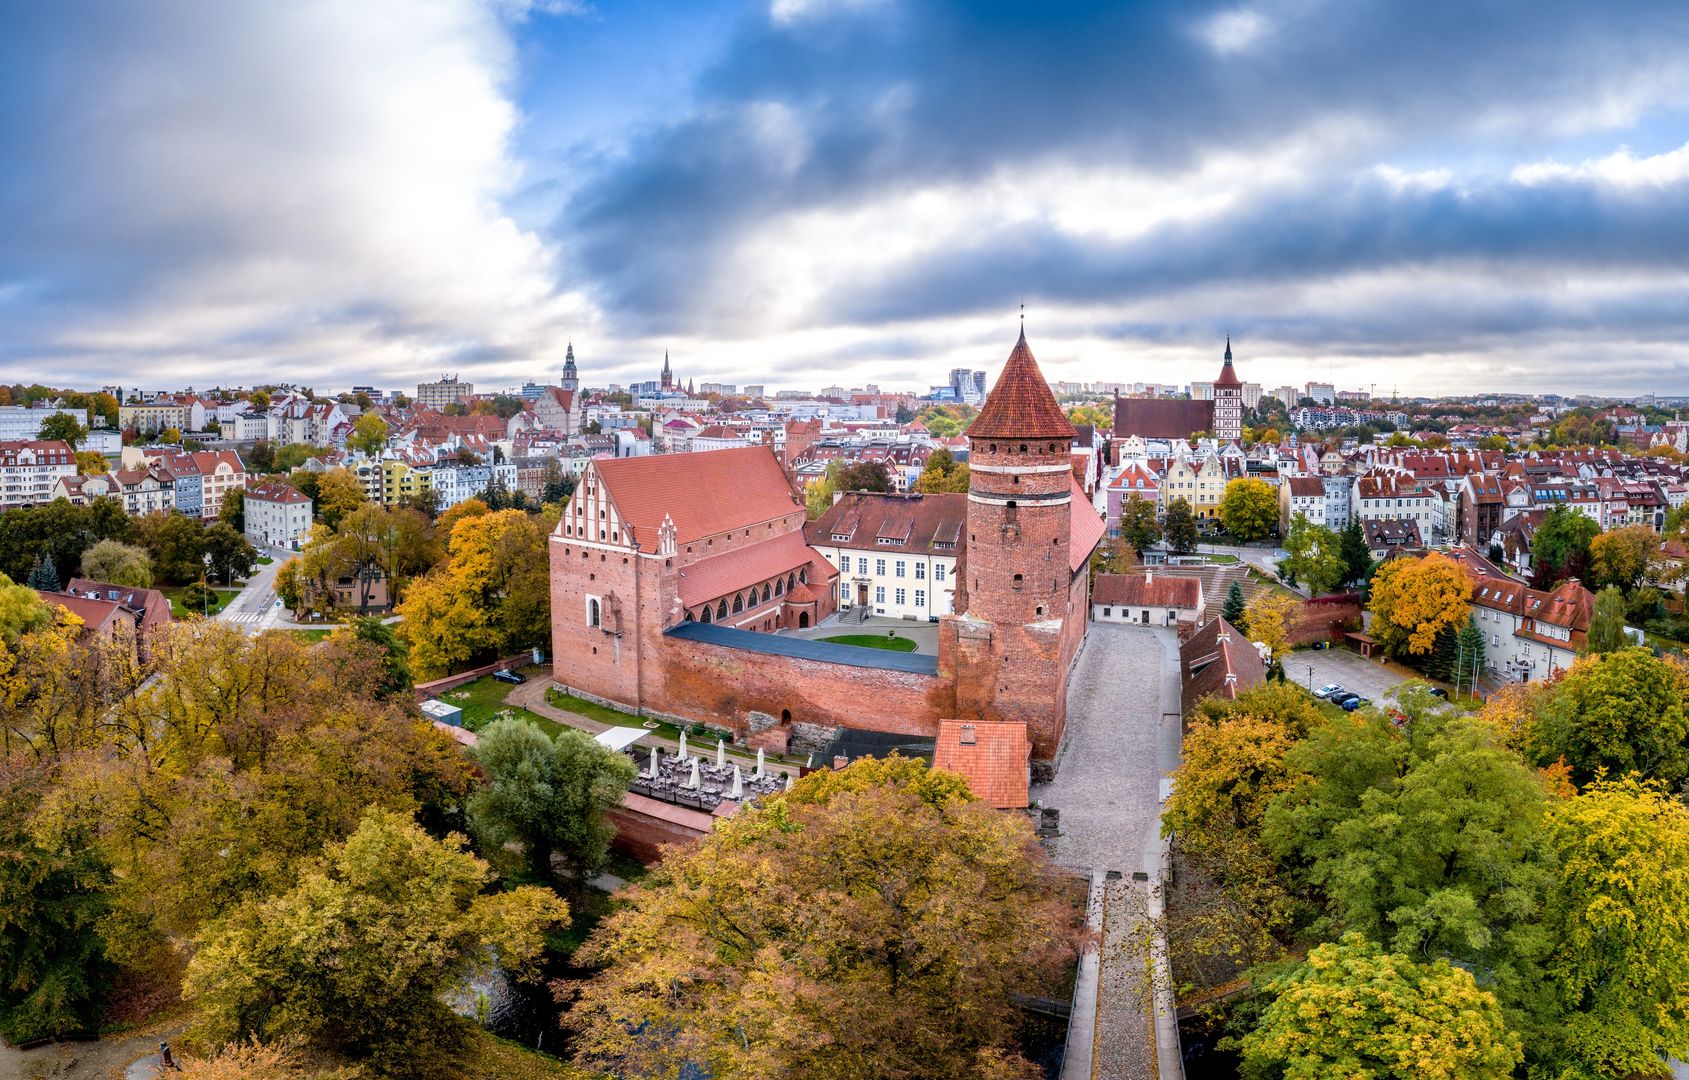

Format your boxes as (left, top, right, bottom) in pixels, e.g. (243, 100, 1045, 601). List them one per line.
(2, 0, 1688, 398)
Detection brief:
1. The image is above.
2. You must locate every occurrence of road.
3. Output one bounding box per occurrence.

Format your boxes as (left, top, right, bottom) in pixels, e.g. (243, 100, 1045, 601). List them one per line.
(1198, 540, 1286, 580)
(214, 547, 286, 633)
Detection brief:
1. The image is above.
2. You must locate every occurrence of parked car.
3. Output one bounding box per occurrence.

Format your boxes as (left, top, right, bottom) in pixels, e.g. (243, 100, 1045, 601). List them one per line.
(1428, 687, 1449, 699)
(493, 669, 527, 685)
(1314, 684, 1344, 700)
(1330, 692, 1360, 707)
(1340, 696, 1370, 712)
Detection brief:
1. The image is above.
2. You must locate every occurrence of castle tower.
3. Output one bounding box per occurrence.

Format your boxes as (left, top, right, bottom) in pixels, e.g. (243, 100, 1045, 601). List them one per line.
(1213, 336, 1243, 442)
(941, 328, 1082, 757)
(562, 342, 579, 393)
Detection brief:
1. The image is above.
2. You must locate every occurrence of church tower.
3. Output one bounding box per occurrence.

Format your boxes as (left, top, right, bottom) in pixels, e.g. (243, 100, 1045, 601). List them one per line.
(1213, 336, 1243, 442)
(561, 342, 579, 393)
(661, 351, 673, 392)
(941, 328, 1083, 758)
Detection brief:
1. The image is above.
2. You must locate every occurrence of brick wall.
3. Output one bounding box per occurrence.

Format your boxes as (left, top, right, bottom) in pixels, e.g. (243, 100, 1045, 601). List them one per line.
(605, 792, 714, 864)
(1289, 595, 1364, 645)
(413, 652, 535, 701)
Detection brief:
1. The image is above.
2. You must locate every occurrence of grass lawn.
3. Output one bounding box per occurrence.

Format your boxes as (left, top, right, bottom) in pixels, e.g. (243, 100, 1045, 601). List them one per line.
(818, 633, 919, 652)
(163, 585, 242, 618)
(441, 675, 559, 736)
(285, 628, 335, 642)
(255, 555, 274, 565)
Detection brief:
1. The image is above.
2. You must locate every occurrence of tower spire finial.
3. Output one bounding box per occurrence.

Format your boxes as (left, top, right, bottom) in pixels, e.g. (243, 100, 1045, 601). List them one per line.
(1224, 335, 1232, 363)
(1018, 302, 1026, 342)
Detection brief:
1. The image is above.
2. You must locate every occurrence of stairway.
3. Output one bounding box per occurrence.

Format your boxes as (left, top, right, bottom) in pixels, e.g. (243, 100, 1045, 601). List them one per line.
(1151, 564, 1272, 623)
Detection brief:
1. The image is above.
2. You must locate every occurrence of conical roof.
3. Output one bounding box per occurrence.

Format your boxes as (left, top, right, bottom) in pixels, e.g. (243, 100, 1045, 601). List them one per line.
(1215, 336, 1241, 387)
(968, 330, 1077, 441)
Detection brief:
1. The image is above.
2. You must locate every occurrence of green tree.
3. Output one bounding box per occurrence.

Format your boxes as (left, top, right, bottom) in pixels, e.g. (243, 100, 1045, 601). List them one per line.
(1241, 933, 1522, 1080)
(1539, 777, 1689, 1078)
(468, 719, 637, 882)
(1281, 513, 1345, 596)
(25, 553, 59, 592)
(202, 523, 255, 585)
(134, 511, 208, 584)
(78, 539, 153, 587)
(36, 412, 86, 448)
(0, 572, 55, 641)
(217, 487, 245, 533)
(1530, 504, 1599, 589)
(1525, 647, 1689, 790)
(1118, 494, 1161, 554)
(344, 616, 412, 699)
(1164, 497, 1198, 554)
(1339, 518, 1374, 587)
(569, 761, 1078, 1079)
(1217, 477, 1278, 541)
(835, 459, 893, 493)
(1585, 585, 1628, 655)
(184, 809, 569, 1071)
(0, 757, 113, 1044)
(913, 448, 970, 493)
(1222, 580, 1247, 627)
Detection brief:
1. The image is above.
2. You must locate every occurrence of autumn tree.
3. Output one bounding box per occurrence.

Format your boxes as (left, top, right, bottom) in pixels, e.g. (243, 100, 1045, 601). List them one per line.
(1118, 494, 1161, 554)
(1587, 524, 1654, 592)
(1164, 497, 1198, 554)
(1585, 585, 1627, 654)
(1218, 477, 1277, 542)
(1366, 553, 1472, 658)
(349, 413, 389, 457)
(1523, 647, 1689, 790)
(133, 510, 207, 584)
(202, 522, 255, 585)
(314, 467, 367, 530)
(217, 487, 244, 533)
(185, 809, 569, 1071)
(568, 760, 1079, 1080)
(1090, 531, 1136, 576)
(1538, 777, 1689, 1077)
(1530, 504, 1598, 589)
(468, 719, 636, 882)
(1241, 933, 1522, 1080)
(1242, 591, 1299, 665)
(913, 447, 969, 493)
(1280, 513, 1345, 596)
(78, 539, 153, 588)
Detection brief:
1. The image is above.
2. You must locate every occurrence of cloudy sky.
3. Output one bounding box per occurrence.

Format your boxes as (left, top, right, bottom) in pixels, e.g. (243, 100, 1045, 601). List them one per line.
(3, 0, 1688, 398)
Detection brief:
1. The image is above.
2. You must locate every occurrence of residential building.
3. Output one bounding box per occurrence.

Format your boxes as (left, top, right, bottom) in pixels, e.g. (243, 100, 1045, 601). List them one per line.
(1352, 471, 1438, 537)
(1092, 571, 1204, 628)
(1179, 616, 1266, 715)
(1451, 547, 1593, 684)
(0, 440, 77, 509)
(416, 376, 473, 410)
(806, 492, 965, 620)
(118, 399, 188, 434)
(0, 404, 89, 442)
(245, 480, 314, 549)
(1279, 475, 1328, 532)
(1361, 517, 1423, 558)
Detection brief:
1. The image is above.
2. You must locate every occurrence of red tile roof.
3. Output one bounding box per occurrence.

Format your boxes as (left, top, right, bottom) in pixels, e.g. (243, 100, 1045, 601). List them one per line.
(35, 590, 128, 635)
(932, 719, 1030, 808)
(967, 331, 1076, 441)
(676, 531, 817, 608)
(1093, 572, 1203, 610)
(592, 446, 802, 553)
(1180, 617, 1266, 712)
(1068, 479, 1107, 573)
(805, 491, 966, 555)
(1111, 397, 1215, 440)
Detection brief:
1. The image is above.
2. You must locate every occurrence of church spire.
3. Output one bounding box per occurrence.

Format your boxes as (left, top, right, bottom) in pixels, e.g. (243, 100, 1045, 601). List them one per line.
(1224, 335, 1232, 363)
(661, 350, 673, 391)
(968, 329, 1076, 440)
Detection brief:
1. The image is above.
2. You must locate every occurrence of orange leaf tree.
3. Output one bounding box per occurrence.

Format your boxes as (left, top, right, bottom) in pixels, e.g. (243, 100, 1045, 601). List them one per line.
(1366, 553, 1472, 658)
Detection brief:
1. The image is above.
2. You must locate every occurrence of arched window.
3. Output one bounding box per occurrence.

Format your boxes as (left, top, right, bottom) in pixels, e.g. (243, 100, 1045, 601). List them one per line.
(700, 606, 711, 623)
(799, 567, 808, 584)
(762, 584, 772, 603)
(587, 598, 601, 627)
(717, 600, 728, 620)
(733, 594, 744, 613)
(775, 578, 784, 596)
(787, 572, 797, 590)
(684, 609, 695, 622)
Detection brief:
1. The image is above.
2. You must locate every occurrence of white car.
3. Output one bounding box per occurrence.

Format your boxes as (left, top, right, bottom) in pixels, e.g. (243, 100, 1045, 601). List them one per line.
(1314, 684, 1344, 700)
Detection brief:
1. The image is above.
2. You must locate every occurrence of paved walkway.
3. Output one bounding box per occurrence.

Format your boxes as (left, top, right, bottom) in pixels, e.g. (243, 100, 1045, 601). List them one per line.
(1037, 623, 1184, 1080)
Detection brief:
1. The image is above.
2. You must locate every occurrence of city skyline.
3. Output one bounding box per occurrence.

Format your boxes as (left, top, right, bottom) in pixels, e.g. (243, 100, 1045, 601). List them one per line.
(3, 1, 1689, 397)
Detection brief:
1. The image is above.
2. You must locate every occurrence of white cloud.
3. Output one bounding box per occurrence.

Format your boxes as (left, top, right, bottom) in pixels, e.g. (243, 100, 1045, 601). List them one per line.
(769, 0, 888, 27)
(1194, 7, 1272, 55)
(1511, 140, 1689, 188)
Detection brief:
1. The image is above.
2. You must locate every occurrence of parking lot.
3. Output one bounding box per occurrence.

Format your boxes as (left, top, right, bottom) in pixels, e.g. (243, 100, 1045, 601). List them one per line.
(1287, 647, 1420, 705)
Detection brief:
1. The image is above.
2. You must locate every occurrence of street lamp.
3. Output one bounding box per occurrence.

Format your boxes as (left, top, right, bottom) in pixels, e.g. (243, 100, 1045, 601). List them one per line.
(201, 551, 213, 617)
(1306, 664, 1315, 692)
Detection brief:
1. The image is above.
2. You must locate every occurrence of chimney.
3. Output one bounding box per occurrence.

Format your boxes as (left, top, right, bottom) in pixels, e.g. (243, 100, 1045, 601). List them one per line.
(833, 755, 849, 770)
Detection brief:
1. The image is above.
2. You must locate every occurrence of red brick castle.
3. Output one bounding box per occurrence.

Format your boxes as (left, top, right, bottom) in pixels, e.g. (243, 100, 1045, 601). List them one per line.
(547, 331, 1102, 796)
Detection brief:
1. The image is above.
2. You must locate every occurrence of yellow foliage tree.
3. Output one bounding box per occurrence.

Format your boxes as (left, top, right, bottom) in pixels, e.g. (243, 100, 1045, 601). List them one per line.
(1367, 553, 1472, 657)
(1242, 591, 1299, 663)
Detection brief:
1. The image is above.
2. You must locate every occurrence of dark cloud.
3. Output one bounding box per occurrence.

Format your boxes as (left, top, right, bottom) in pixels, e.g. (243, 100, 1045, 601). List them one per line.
(561, 0, 1689, 327)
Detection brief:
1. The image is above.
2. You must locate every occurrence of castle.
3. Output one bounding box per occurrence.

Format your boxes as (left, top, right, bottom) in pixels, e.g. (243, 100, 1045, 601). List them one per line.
(547, 331, 1103, 798)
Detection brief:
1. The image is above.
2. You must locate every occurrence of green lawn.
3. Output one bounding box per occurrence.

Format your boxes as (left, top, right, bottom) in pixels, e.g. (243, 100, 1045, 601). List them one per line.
(818, 633, 919, 652)
(255, 555, 274, 565)
(163, 585, 242, 618)
(438, 674, 561, 736)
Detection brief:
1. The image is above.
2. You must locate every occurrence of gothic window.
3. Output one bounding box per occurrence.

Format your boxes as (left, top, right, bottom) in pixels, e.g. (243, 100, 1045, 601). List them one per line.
(717, 600, 728, 620)
(799, 567, 808, 584)
(775, 578, 784, 596)
(700, 606, 711, 623)
(762, 584, 772, 603)
(733, 594, 744, 613)
(587, 598, 601, 628)
(684, 610, 694, 622)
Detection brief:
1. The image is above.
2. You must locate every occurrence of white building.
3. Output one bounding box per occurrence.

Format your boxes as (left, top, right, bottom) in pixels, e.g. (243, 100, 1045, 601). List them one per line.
(245, 480, 314, 550)
(805, 491, 963, 620)
(0, 440, 77, 509)
(0, 405, 89, 442)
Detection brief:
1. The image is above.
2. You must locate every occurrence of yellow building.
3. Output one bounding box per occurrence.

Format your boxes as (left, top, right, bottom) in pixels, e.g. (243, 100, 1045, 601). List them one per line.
(1160, 456, 1227, 519)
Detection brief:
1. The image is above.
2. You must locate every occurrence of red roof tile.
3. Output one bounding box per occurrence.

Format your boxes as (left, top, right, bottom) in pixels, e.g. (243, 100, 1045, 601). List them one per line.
(1068, 479, 1107, 573)
(932, 719, 1030, 808)
(1093, 572, 1203, 610)
(676, 531, 817, 607)
(592, 445, 802, 553)
(967, 331, 1076, 441)
(1111, 397, 1215, 440)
